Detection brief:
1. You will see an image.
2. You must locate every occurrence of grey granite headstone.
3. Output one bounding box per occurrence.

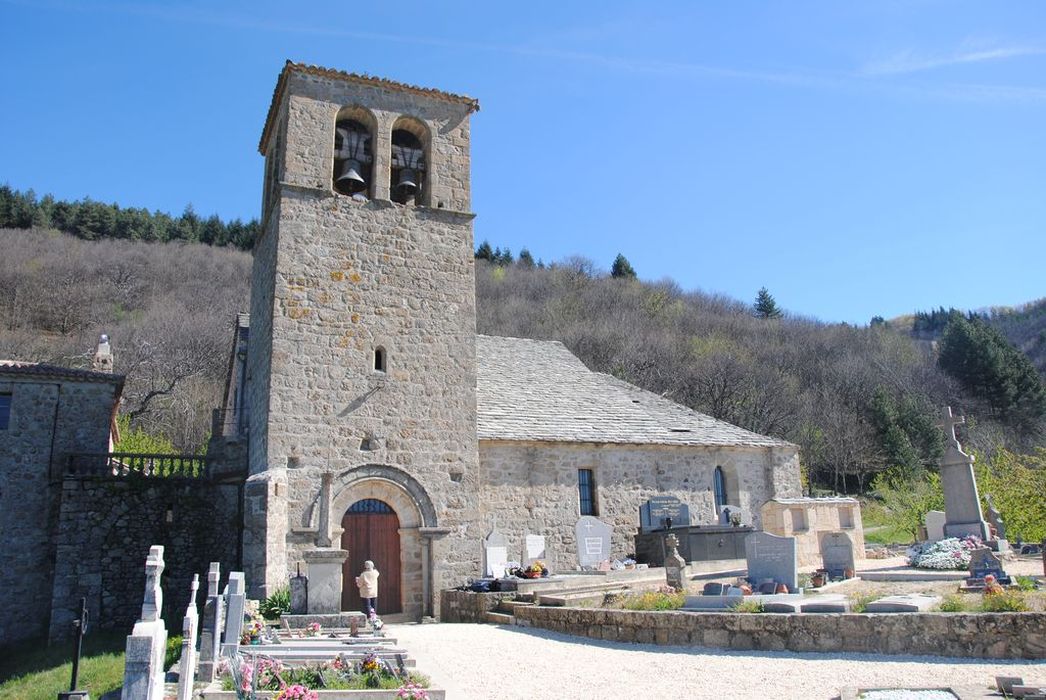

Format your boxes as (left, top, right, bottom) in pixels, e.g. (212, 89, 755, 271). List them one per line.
(968, 547, 1009, 582)
(639, 496, 691, 532)
(522, 532, 546, 566)
(575, 516, 612, 568)
(745, 531, 798, 592)
(820, 531, 855, 578)
(197, 562, 224, 681)
(864, 594, 941, 613)
(289, 567, 308, 615)
(484, 528, 509, 577)
(924, 510, 946, 542)
(220, 572, 245, 658)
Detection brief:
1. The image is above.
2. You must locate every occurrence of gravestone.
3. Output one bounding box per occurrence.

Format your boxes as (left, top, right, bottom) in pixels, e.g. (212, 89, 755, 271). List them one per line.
(819, 531, 855, 579)
(483, 528, 509, 578)
(937, 407, 991, 540)
(639, 496, 691, 532)
(176, 574, 200, 700)
(575, 516, 612, 569)
(220, 572, 246, 658)
(968, 547, 1010, 585)
(289, 565, 308, 614)
(719, 505, 745, 526)
(924, 510, 946, 542)
(304, 548, 349, 614)
(197, 562, 224, 682)
(523, 533, 546, 566)
(664, 533, 686, 589)
(745, 531, 798, 592)
(985, 493, 1009, 553)
(121, 546, 168, 700)
(864, 594, 941, 613)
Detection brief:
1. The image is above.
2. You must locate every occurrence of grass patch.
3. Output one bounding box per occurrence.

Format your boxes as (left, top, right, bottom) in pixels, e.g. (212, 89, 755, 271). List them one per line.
(980, 590, 1029, 612)
(848, 593, 879, 614)
(615, 590, 686, 611)
(936, 594, 970, 612)
(0, 632, 126, 700)
(730, 599, 764, 613)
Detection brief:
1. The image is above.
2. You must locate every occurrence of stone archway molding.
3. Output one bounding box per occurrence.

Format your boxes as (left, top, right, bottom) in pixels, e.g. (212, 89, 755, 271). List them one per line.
(329, 464, 438, 530)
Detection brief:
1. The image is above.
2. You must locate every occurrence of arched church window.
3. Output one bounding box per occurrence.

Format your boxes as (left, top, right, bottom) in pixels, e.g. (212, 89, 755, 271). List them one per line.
(333, 119, 373, 197)
(390, 128, 426, 205)
(348, 498, 393, 514)
(713, 466, 727, 513)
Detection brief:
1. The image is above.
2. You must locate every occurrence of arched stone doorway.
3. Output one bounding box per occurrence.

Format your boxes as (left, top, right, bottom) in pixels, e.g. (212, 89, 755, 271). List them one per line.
(330, 466, 439, 619)
(341, 499, 402, 614)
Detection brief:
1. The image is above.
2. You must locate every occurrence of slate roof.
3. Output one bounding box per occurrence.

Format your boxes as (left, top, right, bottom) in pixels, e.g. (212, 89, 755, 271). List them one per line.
(259, 61, 480, 155)
(476, 335, 793, 448)
(0, 360, 124, 385)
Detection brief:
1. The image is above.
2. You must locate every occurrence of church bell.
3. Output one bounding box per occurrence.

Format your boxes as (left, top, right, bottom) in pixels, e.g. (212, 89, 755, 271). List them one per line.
(336, 159, 367, 193)
(394, 168, 419, 197)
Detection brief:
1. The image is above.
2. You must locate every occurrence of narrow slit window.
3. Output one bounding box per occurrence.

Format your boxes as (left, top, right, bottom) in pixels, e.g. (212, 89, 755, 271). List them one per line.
(374, 347, 386, 373)
(0, 393, 10, 430)
(713, 466, 727, 513)
(578, 468, 597, 516)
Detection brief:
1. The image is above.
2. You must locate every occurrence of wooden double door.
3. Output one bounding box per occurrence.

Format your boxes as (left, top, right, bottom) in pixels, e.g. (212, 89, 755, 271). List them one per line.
(340, 499, 402, 615)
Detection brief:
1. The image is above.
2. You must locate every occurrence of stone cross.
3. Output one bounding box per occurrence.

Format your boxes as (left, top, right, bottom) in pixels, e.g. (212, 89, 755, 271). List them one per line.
(140, 545, 165, 623)
(197, 562, 224, 681)
(121, 547, 168, 700)
(664, 534, 686, 590)
(938, 405, 966, 450)
(176, 575, 200, 700)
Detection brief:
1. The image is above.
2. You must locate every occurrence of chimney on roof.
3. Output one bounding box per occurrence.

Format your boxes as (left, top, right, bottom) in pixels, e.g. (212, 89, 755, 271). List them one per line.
(93, 333, 113, 373)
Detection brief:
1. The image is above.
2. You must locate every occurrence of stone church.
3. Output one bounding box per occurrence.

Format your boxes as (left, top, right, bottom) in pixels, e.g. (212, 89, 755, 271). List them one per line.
(226, 61, 802, 620)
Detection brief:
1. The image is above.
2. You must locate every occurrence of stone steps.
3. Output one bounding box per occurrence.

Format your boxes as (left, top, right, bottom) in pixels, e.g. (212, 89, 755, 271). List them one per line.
(484, 611, 515, 625)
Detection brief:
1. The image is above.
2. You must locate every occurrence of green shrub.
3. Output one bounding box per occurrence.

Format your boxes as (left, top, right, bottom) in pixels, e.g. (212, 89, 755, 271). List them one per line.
(730, 599, 764, 613)
(848, 594, 878, 614)
(980, 590, 1029, 612)
(164, 635, 182, 670)
(1015, 576, 1037, 592)
(619, 590, 686, 611)
(260, 587, 290, 619)
(936, 594, 969, 612)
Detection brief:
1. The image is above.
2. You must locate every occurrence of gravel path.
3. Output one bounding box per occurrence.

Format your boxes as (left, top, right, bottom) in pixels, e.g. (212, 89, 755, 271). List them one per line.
(393, 623, 1045, 700)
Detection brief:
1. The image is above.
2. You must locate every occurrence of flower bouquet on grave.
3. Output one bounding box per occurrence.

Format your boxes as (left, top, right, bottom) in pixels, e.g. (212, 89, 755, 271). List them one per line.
(241, 620, 265, 645)
(368, 610, 385, 631)
(275, 685, 318, 700)
(304, 621, 322, 637)
(397, 680, 430, 700)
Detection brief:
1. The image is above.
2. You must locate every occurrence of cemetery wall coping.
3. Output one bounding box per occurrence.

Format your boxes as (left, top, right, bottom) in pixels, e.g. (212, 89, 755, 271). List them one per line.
(511, 605, 1046, 660)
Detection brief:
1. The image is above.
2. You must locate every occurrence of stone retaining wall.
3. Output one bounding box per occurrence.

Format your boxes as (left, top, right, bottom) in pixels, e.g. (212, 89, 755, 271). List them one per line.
(47, 476, 241, 641)
(512, 605, 1046, 660)
(439, 590, 516, 623)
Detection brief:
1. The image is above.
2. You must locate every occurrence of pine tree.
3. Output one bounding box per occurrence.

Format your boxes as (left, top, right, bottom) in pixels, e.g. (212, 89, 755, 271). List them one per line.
(753, 287, 782, 319)
(475, 240, 493, 261)
(517, 248, 535, 268)
(610, 253, 637, 279)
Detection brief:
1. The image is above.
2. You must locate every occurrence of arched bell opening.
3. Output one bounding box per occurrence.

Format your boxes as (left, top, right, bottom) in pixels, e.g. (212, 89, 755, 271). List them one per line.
(333, 113, 375, 198)
(340, 499, 402, 615)
(390, 117, 428, 206)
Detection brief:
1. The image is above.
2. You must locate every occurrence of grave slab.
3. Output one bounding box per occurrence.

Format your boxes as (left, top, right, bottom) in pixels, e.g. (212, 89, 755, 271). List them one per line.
(865, 594, 942, 613)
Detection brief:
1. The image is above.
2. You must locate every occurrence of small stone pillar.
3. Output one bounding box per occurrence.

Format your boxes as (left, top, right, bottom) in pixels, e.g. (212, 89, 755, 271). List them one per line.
(289, 565, 308, 615)
(176, 575, 200, 700)
(304, 549, 349, 614)
(664, 534, 686, 590)
(121, 546, 167, 700)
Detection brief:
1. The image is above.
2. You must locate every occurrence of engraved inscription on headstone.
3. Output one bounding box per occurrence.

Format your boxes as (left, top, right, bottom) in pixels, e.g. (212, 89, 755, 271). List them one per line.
(575, 516, 612, 568)
(639, 496, 691, 532)
(745, 531, 798, 592)
(819, 531, 855, 578)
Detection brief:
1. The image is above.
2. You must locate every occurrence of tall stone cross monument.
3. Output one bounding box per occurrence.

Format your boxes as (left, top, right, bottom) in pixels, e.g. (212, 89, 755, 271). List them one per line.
(938, 406, 990, 540)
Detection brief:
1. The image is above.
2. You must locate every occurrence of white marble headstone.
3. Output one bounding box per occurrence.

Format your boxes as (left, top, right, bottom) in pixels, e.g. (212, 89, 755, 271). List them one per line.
(574, 516, 612, 568)
(523, 533, 546, 565)
(483, 529, 509, 578)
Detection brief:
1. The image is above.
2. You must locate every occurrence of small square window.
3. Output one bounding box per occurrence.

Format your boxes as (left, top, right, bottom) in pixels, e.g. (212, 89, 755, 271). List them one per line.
(0, 393, 10, 430)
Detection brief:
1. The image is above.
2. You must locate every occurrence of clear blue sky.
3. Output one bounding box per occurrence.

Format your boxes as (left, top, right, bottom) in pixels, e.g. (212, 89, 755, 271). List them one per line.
(2, 1, 1044, 323)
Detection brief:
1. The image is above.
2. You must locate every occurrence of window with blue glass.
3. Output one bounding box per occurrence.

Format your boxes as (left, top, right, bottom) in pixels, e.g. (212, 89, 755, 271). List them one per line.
(348, 499, 393, 514)
(0, 394, 10, 430)
(713, 466, 727, 512)
(578, 468, 597, 516)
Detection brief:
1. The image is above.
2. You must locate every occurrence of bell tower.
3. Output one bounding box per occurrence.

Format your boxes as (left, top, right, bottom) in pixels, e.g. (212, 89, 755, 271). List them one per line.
(244, 62, 481, 617)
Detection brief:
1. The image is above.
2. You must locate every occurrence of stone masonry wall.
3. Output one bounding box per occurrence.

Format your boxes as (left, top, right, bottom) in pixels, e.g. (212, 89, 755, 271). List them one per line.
(762, 498, 867, 566)
(247, 70, 480, 607)
(0, 376, 117, 646)
(477, 441, 802, 573)
(513, 606, 1046, 660)
(47, 477, 240, 641)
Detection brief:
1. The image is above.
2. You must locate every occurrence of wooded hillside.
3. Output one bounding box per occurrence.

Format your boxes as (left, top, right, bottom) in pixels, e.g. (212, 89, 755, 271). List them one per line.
(1, 227, 1041, 493)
